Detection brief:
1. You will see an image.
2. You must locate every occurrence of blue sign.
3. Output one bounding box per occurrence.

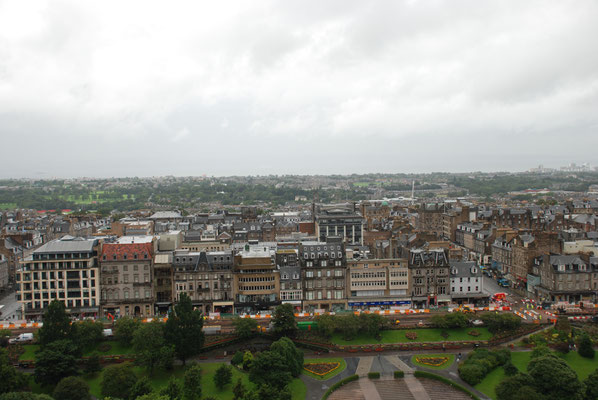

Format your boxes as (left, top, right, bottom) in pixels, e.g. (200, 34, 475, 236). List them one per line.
(348, 300, 411, 306)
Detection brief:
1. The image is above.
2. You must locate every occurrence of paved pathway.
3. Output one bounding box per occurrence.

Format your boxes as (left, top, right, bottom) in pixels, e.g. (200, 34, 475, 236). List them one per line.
(358, 378, 382, 400)
(354, 356, 374, 377)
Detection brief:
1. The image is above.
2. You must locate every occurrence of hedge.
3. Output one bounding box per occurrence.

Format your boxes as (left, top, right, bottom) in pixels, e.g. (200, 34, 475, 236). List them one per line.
(414, 371, 480, 400)
(368, 372, 380, 379)
(394, 370, 404, 378)
(321, 374, 359, 400)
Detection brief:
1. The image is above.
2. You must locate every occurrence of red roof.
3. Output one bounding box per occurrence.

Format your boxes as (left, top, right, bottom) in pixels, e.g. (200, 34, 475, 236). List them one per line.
(101, 242, 153, 261)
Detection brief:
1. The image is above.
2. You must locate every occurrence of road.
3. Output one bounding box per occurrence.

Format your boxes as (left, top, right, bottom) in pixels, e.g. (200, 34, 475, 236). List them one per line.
(0, 290, 21, 322)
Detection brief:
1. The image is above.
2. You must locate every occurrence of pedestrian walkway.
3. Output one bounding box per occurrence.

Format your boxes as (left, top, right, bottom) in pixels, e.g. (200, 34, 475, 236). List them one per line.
(355, 356, 374, 377)
(384, 354, 414, 373)
(358, 378, 383, 400)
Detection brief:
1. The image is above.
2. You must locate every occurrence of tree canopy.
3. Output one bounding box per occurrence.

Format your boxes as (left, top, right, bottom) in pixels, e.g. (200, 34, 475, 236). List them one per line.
(271, 304, 297, 337)
(164, 293, 205, 364)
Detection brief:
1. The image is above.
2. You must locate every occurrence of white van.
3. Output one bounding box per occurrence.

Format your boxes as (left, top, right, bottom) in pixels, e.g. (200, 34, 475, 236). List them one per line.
(9, 333, 34, 344)
(102, 328, 113, 337)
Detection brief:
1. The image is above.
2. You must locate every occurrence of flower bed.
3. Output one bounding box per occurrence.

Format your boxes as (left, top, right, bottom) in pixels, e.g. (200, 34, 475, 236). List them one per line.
(405, 331, 418, 340)
(468, 330, 481, 337)
(303, 362, 340, 376)
(415, 356, 449, 367)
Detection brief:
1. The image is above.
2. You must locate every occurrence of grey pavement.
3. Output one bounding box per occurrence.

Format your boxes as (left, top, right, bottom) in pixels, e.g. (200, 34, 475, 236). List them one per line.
(0, 290, 20, 322)
(302, 356, 359, 400)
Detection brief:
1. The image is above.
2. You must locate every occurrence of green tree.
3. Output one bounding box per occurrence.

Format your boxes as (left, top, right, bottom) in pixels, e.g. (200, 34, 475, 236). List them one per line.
(231, 351, 244, 366)
(233, 318, 258, 340)
(129, 376, 152, 399)
(242, 351, 253, 370)
(337, 314, 360, 341)
(271, 304, 297, 338)
(528, 354, 583, 400)
(114, 316, 141, 347)
(555, 316, 572, 334)
(232, 378, 246, 400)
(83, 352, 101, 375)
(214, 364, 232, 390)
(135, 394, 169, 400)
(0, 330, 10, 348)
(530, 345, 552, 359)
(0, 394, 53, 400)
(75, 319, 103, 352)
(496, 373, 542, 400)
(255, 384, 291, 400)
(37, 300, 74, 347)
(480, 312, 521, 334)
(503, 360, 518, 376)
(101, 363, 138, 400)
(583, 368, 598, 400)
(315, 314, 335, 337)
(270, 337, 303, 378)
(249, 351, 292, 390)
(52, 377, 90, 400)
(359, 313, 388, 338)
(34, 340, 79, 386)
(159, 377, 182, 400)
(579, 334, 595, 359)
(183, 364, 202, 400)
(164, 293, 204, 365)
(0, 349, 27, 394)
(458, 363, 485, 385)
(133, 321, 168, 375)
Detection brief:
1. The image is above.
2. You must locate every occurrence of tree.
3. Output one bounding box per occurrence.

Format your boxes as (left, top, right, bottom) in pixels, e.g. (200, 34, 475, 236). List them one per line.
(101, 363, 138, 400)
(555, 316, 572, 334)
(159, 377, 182, 400)
(231, 351, 244, 366)
(242, 351, 253, 370)
(0, 330, 10, 348)
(75, 319, 103, 352)
(37, 300, 74, 347)
(583, 368, 598, 400)
(232, 378, 246, 400)
(337, 314, 360, 341)
(183, 364, 202, 400)
(52, 377, 90, 400)
(249, 351, 292, 390)
(135, 394, 169, 400)
(271, 304, 297, 338)
(0, 394, 53, 400)
(133, 321, 168, 375)
(83, 352, 101, 375)
(496, 373, 541, 400)
(579, 334, 595, 359)
(530, 345, 552, 359)
(0, 349, 27, 394)
(480, 313, 521, 334)
(233, 318, 258, 340)
(503, 360, 518, 376)
(528, 354, 583, 400)
(270, 337, 303, 378)
(164, 293, 204, 365)
(256, 384, 291, 400)
(214, 364, 232, 390)
(315, 314, 335, 337)
(129, 376, 152, 400)
(34, 340, 79, 386)
(114, 316, 141, 347)
(458, 363, 486, 385)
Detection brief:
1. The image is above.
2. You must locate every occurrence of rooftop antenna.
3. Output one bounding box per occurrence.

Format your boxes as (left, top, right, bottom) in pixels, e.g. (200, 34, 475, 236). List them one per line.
(411, 180, 415, 205)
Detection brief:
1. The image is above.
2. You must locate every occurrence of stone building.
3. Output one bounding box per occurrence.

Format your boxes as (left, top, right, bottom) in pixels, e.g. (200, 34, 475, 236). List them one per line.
(449, 261, 486, 305)
(409, 248, 450, 308)
(233, 247, 280, 313)
(299, 237, 347, 312)
(346, 258, 410, 309)
(276, 248, 302, 310)
(535, 255, 595, 303)
(172, 249, 234, 314)
(100, 237, 155, 318)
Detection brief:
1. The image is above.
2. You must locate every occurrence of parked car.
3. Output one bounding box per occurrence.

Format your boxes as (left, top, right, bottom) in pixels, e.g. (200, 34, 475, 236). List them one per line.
(9, 333, 34, 344)
(102, 329, 113, 337)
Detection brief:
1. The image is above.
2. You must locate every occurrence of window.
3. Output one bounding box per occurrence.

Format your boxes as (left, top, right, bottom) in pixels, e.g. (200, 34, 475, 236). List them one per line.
(306, 271, 314, 278)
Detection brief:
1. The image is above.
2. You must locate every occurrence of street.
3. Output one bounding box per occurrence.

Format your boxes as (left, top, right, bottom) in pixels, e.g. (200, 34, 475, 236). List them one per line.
(482, 274, 522, 305)
(0, 290, 21, 322)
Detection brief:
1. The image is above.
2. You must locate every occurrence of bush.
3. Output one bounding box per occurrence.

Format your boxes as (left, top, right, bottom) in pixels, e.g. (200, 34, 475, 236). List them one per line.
(458, 363, 486, 385)
(322, 375, 359, 400)
(578, 334, 595, 359)
(97, 342, 112, 352)
(53, 376, 91, 400)
(503, 360, 518, 376)
(214, 364, 232, 389)
(231, 351, 244, 366)
(84, 352, 101, 375)
(100, 363, 138, 400)
(368, 372, 380, 379)
(530, 345, 552, 359)
(554, 341, 570, 354)
(394, 370, 404, 378)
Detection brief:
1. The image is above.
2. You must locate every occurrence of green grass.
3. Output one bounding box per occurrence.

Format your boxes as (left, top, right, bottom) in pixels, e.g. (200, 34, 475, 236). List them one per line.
(83, 341, 136, 356)
(331, 328, 492, 345)
(475, 350, 598, 399)
(303, 357, 347, 380)
(19, 344, 40, 360)
(0, 203, 16, 210)
(80, 362, 306, 400)
(411, 353, 455, 370)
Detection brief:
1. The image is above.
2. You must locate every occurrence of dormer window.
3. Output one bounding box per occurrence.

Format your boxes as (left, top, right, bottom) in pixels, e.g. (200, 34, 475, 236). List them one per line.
(558, 265, 565, 272)
(103, 255, 106, 261)
(134, 253, 138, 259)
(451, 268, 458, 275)
(113, 255, 117, 260)
(144, 253, 148, 259)
(123, 253, 127, 260)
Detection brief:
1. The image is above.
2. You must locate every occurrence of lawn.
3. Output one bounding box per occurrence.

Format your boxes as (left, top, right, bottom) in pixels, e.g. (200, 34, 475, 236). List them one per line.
(0, 203, 17, 210)
(331, 328, 492, 345)
(475, 350, 598, 399)
(303, 357, 347, 380)
(81, 362, 306, 400)
(19, 344, 40, 360)
(83, 340, 136, 356)
(411, 353, 455, 370)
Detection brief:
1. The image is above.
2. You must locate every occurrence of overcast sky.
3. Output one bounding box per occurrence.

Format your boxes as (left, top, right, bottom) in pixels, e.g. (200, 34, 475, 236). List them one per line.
(1, 1, 597, 178)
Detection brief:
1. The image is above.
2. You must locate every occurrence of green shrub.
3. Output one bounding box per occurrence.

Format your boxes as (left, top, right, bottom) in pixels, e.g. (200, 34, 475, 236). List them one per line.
(231, 351, 244, 366)
(394, 370, 404, 378)
(458, 363, 486, 385)
(578, 334, 595, 359)
(503, 360, 518, 376)
(368, 372, 380, 379)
